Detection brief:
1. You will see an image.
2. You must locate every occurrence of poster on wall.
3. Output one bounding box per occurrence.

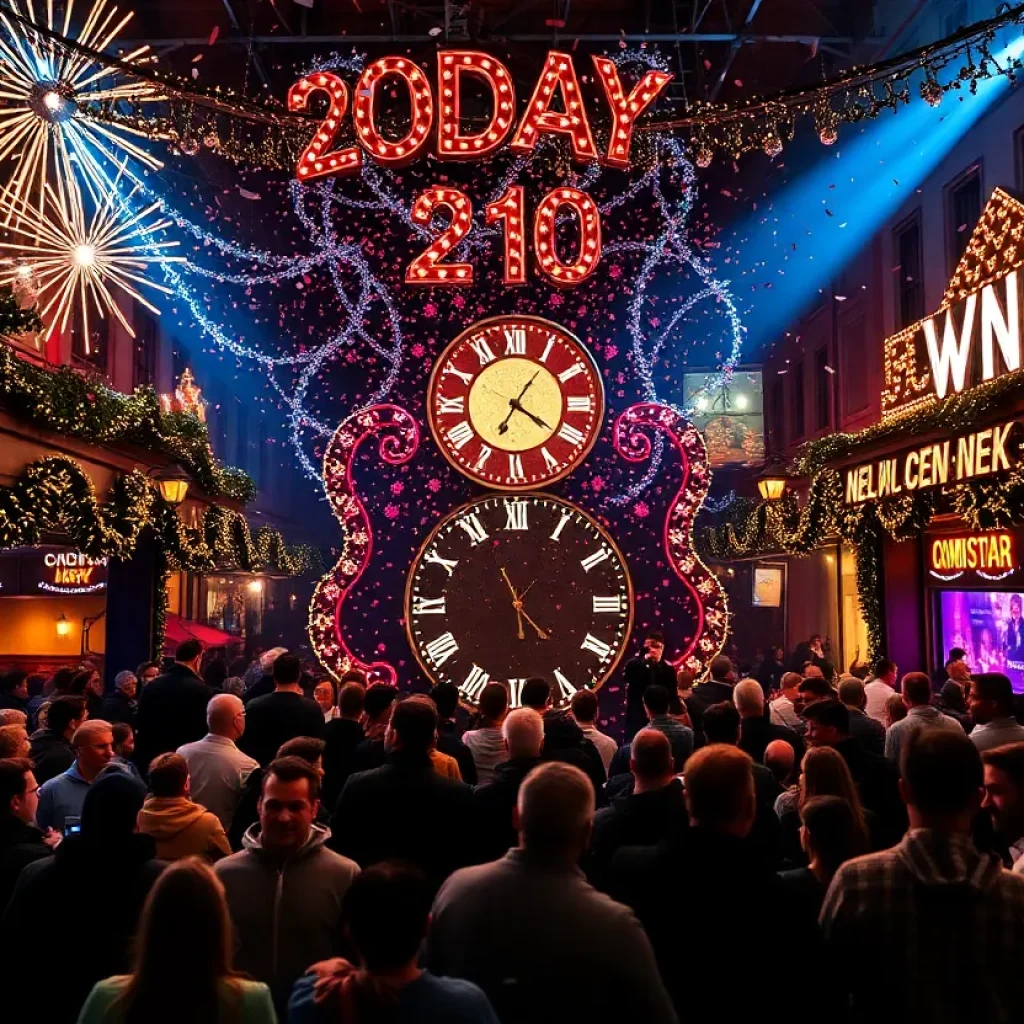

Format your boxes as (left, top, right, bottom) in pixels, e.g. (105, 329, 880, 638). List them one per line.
(939, 590, 1024, 692)
(752, 566, 783, 608)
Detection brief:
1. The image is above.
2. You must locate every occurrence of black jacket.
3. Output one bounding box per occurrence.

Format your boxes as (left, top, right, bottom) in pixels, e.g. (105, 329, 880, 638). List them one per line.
(329, 752, 475, 889)
(686, 679, 735, 745)
(101, 691, 138, 729)
(437, 720, 478, 785)
(244, 671, 316, 704)
(542, 712, 607, 802)
(473, 755, 543, 862)
(624, 655, 678, 736)
(756, 659, 786, 696)
(587, 779, 688, 889)
(0, 833, 164, 1023)
(321, 717, 366, 808)
(739, 715, 804, 765)
(0, 816, 50, 912)
(846, 707, 886, 757)
(238, 691, 325, 768)
(0, 692, 27, 713)
(833, 736, 907, 846)
(135, 664, 213, 770)
(29, 729, 75, 784)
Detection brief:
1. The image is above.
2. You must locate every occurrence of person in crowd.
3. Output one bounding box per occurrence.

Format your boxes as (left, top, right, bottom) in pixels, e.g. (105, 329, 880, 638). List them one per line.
(933, 646, 969, 688)
(203, 653, 229, 693)
(673, 667, 696, 719)
(968, 673, 1024, 751)
(769, 671, 805, 731)
(428, 683, 477, 785)
(936, 678, 972, 731)
(802, 698, 906, 846)
(314, 679, 339, 723)
(639, 684, 693, 770)
(330, 696, 473, 887)
(981, 742, 1024, 871)
(885, 691, 908, 728)
(776, 745, 874, 864)
(428, 741, 463, 780)
(734, 677, 802, 764)
(0, 708, 26, 728)
(242, 647, 288, 701)
(69, 668, 105, 722)
(821, 730, 1024, 1023)
(290, 862, 498, 1024)
(0, 757, 54, 912)
(136, 640, 213, 768)
(586, 729, 687, 889)
(334, 683, 398, 789)
(623, 630, 678, 736)
(240, 654, 324, 767)
(137, 753, 231, 862)
(688, 654, 736, 718)
(795, 674, 833, 715)
(462, 682, 509, 786)
(765, 737, 797, 790)
(885, 671, 964, 764)
(777, 794, 868, 921)
(838, 676, 886, 756)
(36, 719, 115, 833)
(864, 657, 898, 723)
(0, 669, 28, 713)
(474, 708, 545, 862)
(757, 645, 786, 697)
(428, 762, 676, 1024)
(77, 857, 275, 1024)
(25, 673, 52, 727)
(216, 756, 359, 1014)
(221, 676, 245, 699)
(568, 688, 616, 775)
(102, 670, 138, 730)
(0, 723, 29, 759)
(136, 661, 162, 689)
(322, 682, 367, 808)
(177, 693, 258, 832)
(2, 771, 161, 1023)
(29, 694, 86, 784)
(110, 723, 142, 780)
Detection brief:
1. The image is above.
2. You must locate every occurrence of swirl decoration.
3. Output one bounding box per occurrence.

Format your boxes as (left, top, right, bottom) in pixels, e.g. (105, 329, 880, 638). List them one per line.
(614, 402, 729, 675)
(308, 404, 420, 685)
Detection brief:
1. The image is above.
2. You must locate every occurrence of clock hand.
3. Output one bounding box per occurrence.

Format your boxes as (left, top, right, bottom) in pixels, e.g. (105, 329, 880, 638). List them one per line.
(509, 398, 551, 431)
(497, 371, 541, 436)
(519, 606, 549, 641)
(500, 568, 527, 641)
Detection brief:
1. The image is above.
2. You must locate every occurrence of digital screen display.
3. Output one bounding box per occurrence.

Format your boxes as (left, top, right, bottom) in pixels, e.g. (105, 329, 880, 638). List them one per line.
(938, 589, 1024, 692)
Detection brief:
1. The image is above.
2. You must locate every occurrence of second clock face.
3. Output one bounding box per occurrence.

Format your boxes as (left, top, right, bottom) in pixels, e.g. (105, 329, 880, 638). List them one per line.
(427, 316, 605, 490)
(406, 494, 633, 710)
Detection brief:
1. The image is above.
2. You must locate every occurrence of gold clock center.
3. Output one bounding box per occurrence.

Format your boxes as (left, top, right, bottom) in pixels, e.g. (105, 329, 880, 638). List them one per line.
(468, 357, 563, 452)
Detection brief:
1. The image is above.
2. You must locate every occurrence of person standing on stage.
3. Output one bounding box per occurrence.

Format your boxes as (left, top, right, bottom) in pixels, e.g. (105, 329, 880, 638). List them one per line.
(624, 631, 677, 738)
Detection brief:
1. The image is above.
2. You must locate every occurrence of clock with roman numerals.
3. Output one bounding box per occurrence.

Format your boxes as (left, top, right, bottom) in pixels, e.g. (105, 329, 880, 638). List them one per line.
(405, 493, 632, 710)
(427, 315, 604, 490)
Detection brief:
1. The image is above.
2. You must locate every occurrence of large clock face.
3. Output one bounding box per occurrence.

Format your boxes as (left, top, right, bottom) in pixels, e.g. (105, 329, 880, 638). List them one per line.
(406, 493, 633, 710)
(427, 316, 604, 490)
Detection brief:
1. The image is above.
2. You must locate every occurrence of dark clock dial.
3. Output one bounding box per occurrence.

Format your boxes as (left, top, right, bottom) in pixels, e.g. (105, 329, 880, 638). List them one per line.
(405, 493, 633, 710)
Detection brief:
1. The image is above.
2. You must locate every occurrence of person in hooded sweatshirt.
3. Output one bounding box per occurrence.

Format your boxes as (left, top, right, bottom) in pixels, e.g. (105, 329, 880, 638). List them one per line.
(137, 753, 230, 862)
(0, 771, 162, 1024)
(215, 755, 359, 1017)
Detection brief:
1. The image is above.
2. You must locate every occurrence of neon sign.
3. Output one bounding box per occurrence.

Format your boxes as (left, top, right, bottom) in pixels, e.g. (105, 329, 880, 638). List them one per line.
(930, 532, 1016, 575)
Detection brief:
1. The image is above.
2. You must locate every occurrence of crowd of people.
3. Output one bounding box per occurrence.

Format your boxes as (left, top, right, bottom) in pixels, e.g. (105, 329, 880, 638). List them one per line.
(2, 632, 1024, 1023)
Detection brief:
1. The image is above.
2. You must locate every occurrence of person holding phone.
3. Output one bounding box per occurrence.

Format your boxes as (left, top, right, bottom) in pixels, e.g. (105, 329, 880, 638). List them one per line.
(624, 631, 679, 739)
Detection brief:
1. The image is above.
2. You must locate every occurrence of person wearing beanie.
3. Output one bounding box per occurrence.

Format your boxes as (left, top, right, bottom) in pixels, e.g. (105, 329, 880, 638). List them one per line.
(0, 771, 164, 1023)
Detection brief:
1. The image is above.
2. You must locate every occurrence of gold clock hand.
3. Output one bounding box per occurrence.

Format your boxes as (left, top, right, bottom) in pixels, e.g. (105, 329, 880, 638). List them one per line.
(500, 568, 527, 640)
(520, 606, 549, 641)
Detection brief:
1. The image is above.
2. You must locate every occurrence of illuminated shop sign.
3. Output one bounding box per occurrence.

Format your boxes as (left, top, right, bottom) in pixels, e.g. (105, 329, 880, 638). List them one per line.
(844, 421, 1020, 505)
(0, 547, 109, 596)
(929, 533, 1016, 579)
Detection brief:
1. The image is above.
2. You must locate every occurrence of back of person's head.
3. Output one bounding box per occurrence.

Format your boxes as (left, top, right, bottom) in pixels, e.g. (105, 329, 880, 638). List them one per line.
(631, 729, 673, 783)
(68, 670, 95, 696)
(684, 744, 755, 834)
(570, 688, 599, 724)
(642, 684, 671, 716)
(1, 669, 26, 695)
(801, 795, 868, 882)
(340, 668, 369, 687)
(47, 694, 86, 737)
(901, 729, 983, 821)
(428, 682, 460, 721)
(702, 701, 740, 744)
(276, 736, 325, 765)
(802, 698, 850, 736)
(801, 746, 863, 812)
(0, 725, 27, 758)
(50, 666, 76, 694)
(117, 857, 238, 1024)
(503, 707, 544, 758)
(885, 692, 908, 725)
(0, 757, 32, 817)
(764, 739, 796, 784)
(175, 639, 202, 665)
(733, 678, 764, 716)
(521, 677, 551, 711)
(206, 693, 242, 734)
(780, 671, 802, 694)
(479, 681, 509, 723)
(837, 677, 866, 709)
(389, 696, 437, 755)
(111, 722, 133, 750)
(148, 753, 189, 799)
(516, 762, 594, 856)
(80, 770, 146, 837)
(971, 672, 1015, 716)
(709, 655, 733, 682)
(0, 709, 26, 728)
(339, 681, 366, 719)
(364, 683, 399, 723)
(272, 653, 302, 687)
(798, 675, 832, 701)
(874, 657, 896, 679)
(902, 672, 932, 707)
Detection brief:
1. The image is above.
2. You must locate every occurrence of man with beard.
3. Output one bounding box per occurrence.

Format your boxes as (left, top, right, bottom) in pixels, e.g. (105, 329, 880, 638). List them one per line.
(981, 742, 1024, 871)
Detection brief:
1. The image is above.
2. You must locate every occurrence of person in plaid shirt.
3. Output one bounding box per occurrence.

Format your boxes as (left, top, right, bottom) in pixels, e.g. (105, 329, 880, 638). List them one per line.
(820, 729, 1024, 1024)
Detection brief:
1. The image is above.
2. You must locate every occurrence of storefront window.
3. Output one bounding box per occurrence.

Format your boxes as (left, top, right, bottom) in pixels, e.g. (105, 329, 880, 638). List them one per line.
(202, 576, 264, 637)
(841, 542, 869, 670)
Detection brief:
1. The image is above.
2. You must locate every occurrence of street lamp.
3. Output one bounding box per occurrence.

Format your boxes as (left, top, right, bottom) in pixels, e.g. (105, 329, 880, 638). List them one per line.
(757, 459, 789, 501)
(55, 613, 70, 638)
(150, 466, 190, 506)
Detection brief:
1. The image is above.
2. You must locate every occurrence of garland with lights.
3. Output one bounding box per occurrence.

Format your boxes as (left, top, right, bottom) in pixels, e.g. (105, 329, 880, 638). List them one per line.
(0, 286, 42, 338)
(0, 345, 254, 503)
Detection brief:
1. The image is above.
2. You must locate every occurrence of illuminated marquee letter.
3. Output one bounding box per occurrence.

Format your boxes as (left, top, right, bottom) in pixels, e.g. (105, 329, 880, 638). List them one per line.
(510, 51, 598, 162)
(353, 57, 434, 165)
(923, 293, 977, 399)
(981, 271, 1021, 382)
(289, 72, 362, 179)
(591, 57, 672, 168)
(437, 51, 516, 159)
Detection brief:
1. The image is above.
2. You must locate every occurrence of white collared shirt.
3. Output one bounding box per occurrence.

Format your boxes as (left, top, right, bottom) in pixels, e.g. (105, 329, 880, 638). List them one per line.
(177, 733, 259, 829)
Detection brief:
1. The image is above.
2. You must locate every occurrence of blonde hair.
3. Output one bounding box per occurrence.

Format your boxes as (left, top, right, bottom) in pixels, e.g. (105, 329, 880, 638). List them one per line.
(0, 724, 28, 758)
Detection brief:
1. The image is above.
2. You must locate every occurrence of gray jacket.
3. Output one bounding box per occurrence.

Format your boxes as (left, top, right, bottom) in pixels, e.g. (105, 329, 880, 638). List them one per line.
(426, 849, 678, 1024)
(215, 822, 358, 1009)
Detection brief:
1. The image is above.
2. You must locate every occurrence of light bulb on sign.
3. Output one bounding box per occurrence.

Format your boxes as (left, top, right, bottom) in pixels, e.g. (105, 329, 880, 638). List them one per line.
(73, 244, 96, 267)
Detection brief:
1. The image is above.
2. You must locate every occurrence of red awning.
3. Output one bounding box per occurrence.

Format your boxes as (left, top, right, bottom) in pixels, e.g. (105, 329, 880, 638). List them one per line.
(164, 614, 238, 652)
